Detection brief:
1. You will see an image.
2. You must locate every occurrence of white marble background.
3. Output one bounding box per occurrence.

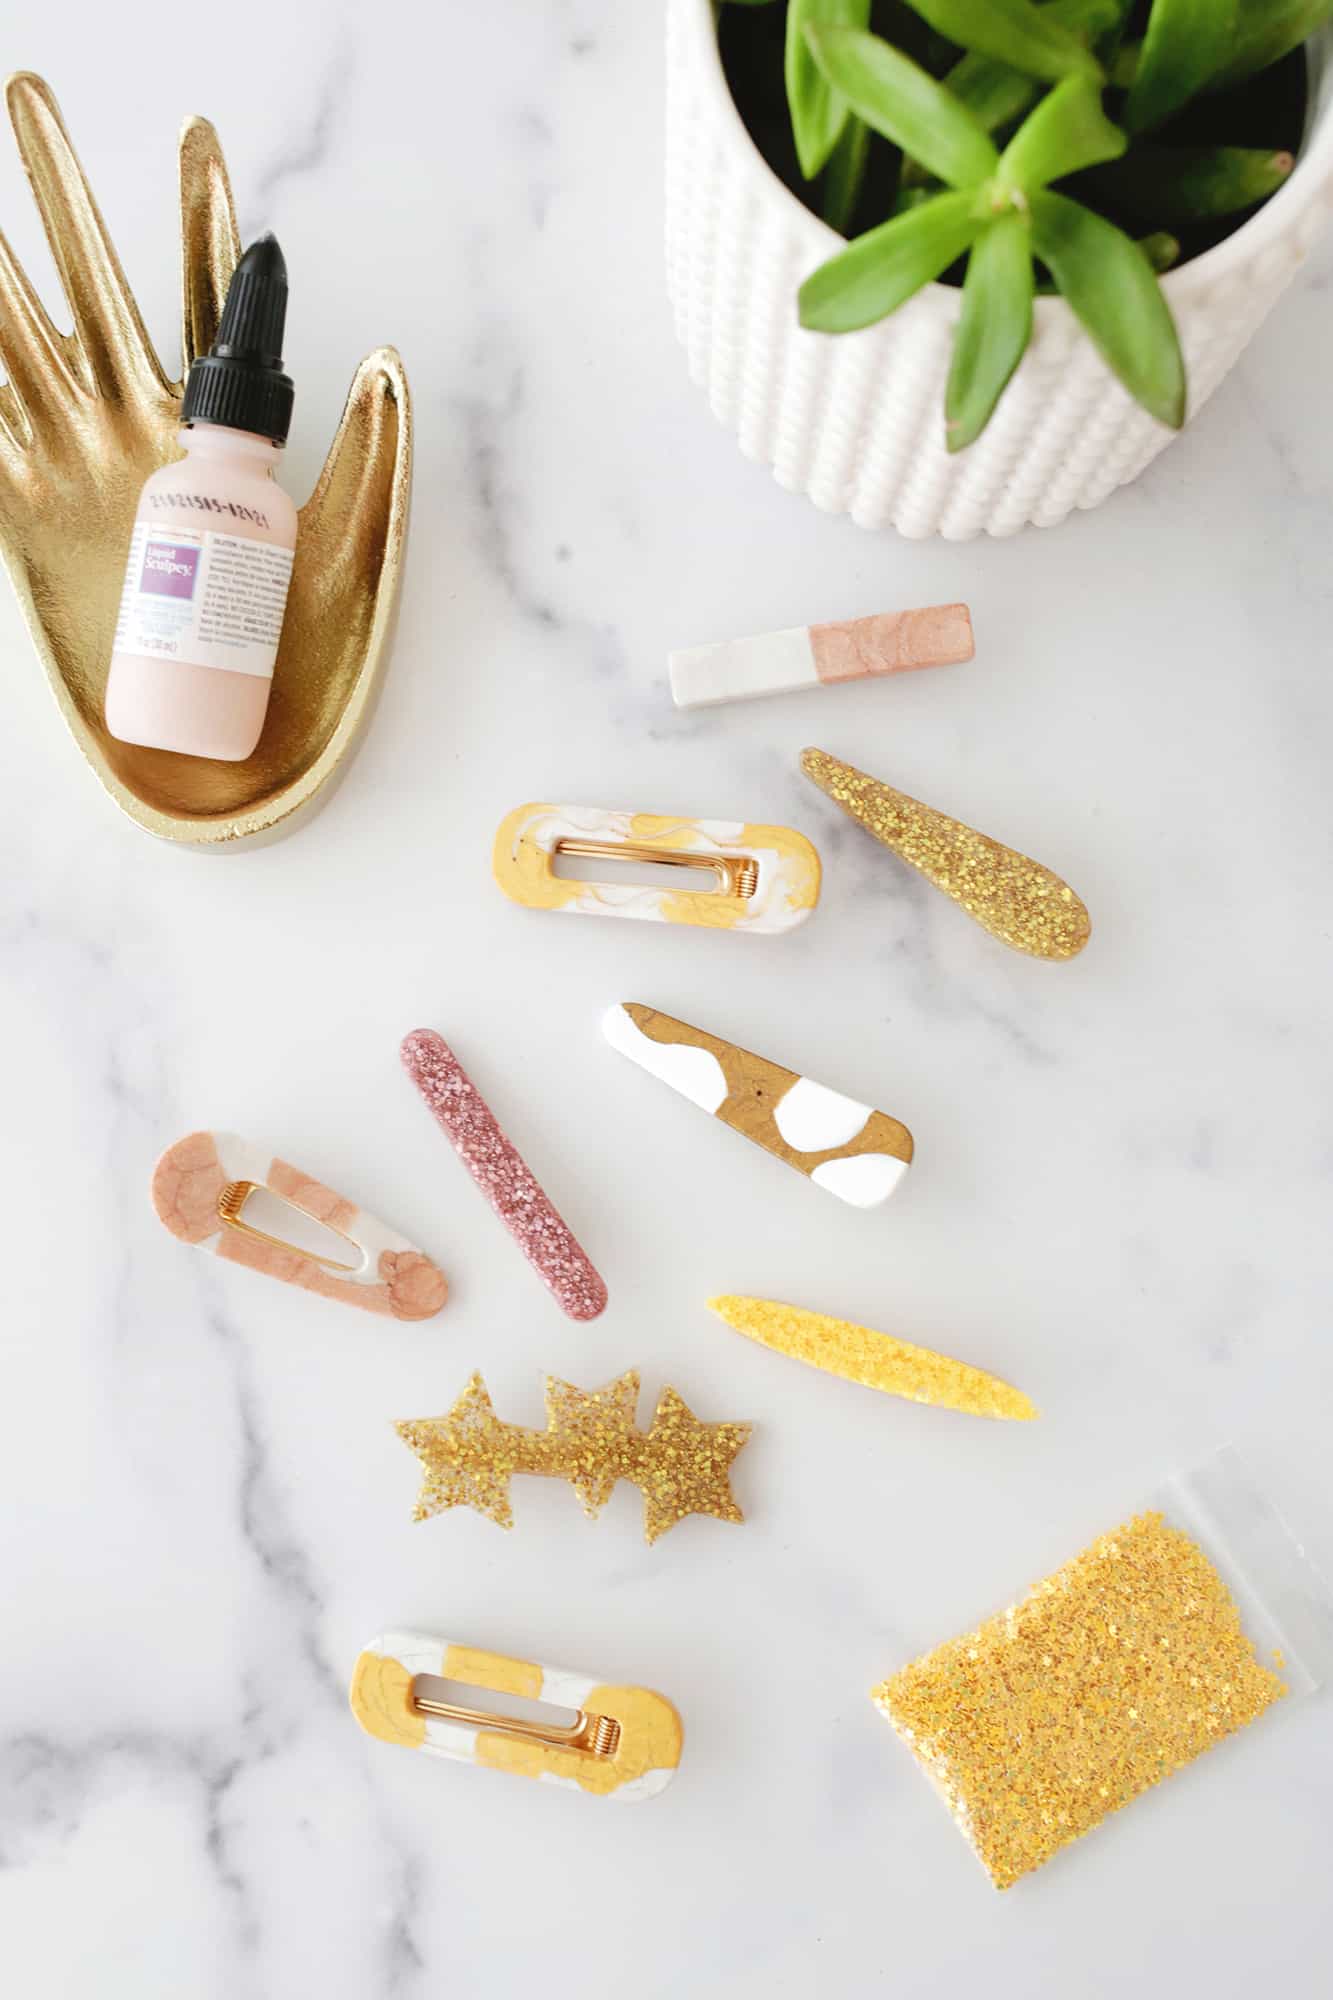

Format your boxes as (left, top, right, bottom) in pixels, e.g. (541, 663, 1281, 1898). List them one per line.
(2, 4, 1332, 1995)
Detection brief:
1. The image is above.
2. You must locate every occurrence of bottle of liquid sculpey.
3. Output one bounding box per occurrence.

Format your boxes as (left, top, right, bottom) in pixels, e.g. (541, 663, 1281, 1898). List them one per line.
(105, 235, 296, 761)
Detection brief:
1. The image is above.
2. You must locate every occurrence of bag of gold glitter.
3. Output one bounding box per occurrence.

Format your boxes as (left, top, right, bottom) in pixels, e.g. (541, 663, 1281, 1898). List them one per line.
(872, 1449, 1333, 1890)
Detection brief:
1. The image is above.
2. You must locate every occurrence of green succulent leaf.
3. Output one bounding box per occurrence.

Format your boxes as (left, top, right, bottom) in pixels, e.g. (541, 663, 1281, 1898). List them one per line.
(799, 188, 983, 332)
(1034, 228, 1179, 290)
(947, 51, 1044, 132)
(1214, 0, 1333, 87)
(1080, 143, 1295, 222)
(821, 111, 872, 233)
(1138, 230, 1182, 272)
(1125, 0, 1236, 133)
(804, 27, 999, 185)
(1030, 189, 1185, 427)
(946, 214, 1035, 450)
(944, 0, 1128, 140)
(900, 0, 1103, 81)
(998, 73, 1127, 189)
(786, 0, 873, 180)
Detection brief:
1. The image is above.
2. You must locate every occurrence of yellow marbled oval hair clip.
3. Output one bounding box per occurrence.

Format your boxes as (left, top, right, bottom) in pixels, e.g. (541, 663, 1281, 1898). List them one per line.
(602, 1003, 913, 1208)
(349, 1630, 683, 1801)
(493, 803, 820, 934)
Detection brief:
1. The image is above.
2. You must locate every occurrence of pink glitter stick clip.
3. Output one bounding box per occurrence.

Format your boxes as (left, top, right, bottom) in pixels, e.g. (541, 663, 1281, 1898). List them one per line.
(402, 1029, 608, 1322)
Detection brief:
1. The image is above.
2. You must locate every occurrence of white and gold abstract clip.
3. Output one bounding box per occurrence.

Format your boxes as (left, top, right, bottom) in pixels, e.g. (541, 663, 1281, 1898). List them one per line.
(151, 1131, 448, 1319)
(492, 804, 820, 934)
(349, 1632, 683, 1801)
(602, 1004, 913, 1208)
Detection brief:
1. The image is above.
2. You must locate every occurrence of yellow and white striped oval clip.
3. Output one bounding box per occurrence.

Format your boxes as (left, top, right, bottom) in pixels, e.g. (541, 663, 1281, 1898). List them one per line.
(492, 803, 820, 934)
(349, 1632, 684, 1801)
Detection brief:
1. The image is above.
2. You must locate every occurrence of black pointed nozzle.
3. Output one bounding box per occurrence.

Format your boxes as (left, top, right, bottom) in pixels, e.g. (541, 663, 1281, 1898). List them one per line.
(182, 233, 294, 444)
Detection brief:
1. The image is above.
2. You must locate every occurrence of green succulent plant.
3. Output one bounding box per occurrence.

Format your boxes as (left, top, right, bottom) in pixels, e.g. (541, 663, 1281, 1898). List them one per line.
(722, 0, 1330, 449)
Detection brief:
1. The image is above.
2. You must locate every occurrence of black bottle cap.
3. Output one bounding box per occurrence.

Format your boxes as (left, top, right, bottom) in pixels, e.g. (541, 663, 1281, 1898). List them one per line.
(181, 233, 294, 444)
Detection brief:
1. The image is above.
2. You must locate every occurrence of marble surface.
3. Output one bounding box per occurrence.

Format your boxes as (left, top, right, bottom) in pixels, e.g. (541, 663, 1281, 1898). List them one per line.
(3, 6, 1333, 1995)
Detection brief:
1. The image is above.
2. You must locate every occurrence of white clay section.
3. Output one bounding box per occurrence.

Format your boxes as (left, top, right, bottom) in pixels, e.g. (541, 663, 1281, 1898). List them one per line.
(810, 1154, 909, 1208)
(601, 1005, 729, 1112)
(669, 626, 817, 708)
(209, 1130, 406, 1281)
(746, 843, 817, 933)
(772, 1076, 872, 1152)
(348, 1206, 413, 1281)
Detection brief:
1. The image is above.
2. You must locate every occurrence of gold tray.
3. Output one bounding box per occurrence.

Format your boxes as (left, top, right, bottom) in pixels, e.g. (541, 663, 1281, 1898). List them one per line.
(0, 74, 411, 847)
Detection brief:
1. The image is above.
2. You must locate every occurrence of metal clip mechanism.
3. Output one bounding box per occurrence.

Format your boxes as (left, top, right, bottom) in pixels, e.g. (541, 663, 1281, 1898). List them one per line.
(349, 1632, 683, 1800)
(492, 803, 820, 935)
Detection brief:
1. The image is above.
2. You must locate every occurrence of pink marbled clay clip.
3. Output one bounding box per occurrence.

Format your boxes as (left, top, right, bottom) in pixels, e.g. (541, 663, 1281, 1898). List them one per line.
(402, 1030, 608, 1322)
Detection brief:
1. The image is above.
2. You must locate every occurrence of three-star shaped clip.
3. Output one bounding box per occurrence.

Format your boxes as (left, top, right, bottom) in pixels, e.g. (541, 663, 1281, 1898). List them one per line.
(395, 1370, 751, 1545)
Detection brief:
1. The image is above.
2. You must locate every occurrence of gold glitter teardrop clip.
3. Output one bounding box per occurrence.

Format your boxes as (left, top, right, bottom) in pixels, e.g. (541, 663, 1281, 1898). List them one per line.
(350, 1630, 684, 1800)
(395, 1370, 751, 1545)
(801, 749, 1090, 960)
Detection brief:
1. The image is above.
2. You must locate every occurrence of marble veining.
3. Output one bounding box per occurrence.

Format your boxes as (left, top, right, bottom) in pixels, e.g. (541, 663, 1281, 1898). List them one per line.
(2, 2, 1333, 1995)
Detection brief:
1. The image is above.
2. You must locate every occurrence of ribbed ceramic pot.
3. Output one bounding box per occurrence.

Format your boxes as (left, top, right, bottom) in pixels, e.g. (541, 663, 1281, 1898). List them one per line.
(665, 0, 1333, 538)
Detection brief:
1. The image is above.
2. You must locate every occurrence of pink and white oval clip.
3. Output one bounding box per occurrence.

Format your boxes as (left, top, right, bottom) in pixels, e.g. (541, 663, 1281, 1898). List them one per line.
(151, 1131, 449, 1319)
(401, 1030, 608, 1322)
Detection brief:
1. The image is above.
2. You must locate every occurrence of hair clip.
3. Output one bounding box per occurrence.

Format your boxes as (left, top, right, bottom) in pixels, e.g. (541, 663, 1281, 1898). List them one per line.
(707, 1297, 1037, 1421)
(670, 602, 973, 709)
(401, 1030, 607, 1321)
(151, 1131, 447, 1319)
(801, 748, 1091, 961)
(396, 1369, 751, 1543)
(601, 1003, 912, 1209)
(492, 804, 820, 934)
(349, 1630, 683, 1800)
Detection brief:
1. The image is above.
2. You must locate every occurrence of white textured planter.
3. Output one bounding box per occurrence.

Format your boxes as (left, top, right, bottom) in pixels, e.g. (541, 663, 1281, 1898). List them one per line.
(666, 0, 1333, 537)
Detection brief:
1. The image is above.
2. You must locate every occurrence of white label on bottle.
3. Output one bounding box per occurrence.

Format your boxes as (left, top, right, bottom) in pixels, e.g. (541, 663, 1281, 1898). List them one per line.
(112, 522, 294, 679)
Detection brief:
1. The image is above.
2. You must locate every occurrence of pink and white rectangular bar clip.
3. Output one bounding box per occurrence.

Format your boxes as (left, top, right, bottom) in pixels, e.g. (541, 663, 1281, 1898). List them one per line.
(668, 603, 973, 711)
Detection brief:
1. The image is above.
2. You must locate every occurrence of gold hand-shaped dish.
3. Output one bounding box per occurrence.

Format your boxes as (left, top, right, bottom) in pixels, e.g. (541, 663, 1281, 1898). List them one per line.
(0, 74, 411, 846)
(801, 748, 1091, 960)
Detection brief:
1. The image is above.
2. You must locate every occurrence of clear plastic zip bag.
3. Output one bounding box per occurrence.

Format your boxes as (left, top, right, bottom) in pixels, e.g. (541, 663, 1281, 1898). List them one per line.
(873, 1447, 1333, 1890)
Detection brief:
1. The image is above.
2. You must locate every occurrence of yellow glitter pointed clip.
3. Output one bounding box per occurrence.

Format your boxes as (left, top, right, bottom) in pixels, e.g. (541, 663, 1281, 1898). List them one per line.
(800, 748, 1090, 960)
(708, 1296, 1037, 1421)
(395, 1371, 751, 1544)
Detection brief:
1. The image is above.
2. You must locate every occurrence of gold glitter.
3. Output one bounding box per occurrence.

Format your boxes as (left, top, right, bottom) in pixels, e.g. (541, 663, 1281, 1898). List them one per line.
(801, 748, 1091, 960)
(873, 1512, 1286, 1888)
(707, 1296, 1036, 1421)
(396, 1371, 750, 1545)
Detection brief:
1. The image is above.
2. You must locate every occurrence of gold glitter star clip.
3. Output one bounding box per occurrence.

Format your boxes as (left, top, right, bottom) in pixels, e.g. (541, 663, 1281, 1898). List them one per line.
(396, 1371, 751, 1544)
(800, 748, 1091, 960)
